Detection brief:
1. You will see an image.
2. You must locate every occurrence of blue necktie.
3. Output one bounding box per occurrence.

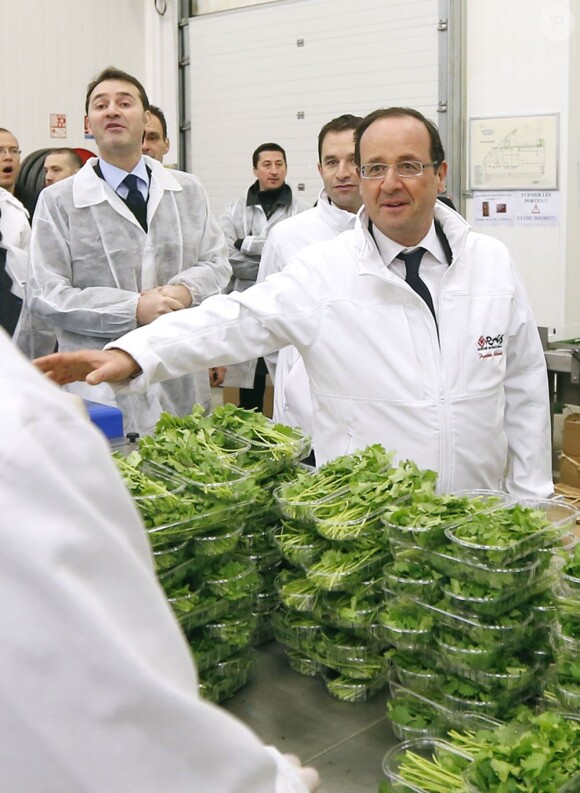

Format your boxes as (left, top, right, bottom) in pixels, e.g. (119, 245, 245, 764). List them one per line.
(122, 174, 147, 232)
(397, 247, 436, 323)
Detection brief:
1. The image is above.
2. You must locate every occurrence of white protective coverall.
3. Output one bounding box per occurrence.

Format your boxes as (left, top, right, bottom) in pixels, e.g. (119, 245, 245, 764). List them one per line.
(108, 202, 553, 497)
(0, 186, 30, 299)
(26, 155, 231, 435)
(219, 183, 308, 387)
(0, 329, 309, 793)
(258, 190, 357, 434)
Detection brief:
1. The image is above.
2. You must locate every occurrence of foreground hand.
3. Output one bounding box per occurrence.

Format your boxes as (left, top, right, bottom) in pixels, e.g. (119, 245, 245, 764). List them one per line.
(209, 366, 227, 387)
(33, 349, 140, 386)
(283, 754, 321, 792)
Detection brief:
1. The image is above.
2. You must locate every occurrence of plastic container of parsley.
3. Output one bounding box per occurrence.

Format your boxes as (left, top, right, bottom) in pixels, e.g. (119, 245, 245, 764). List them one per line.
(273, 444, 398, 522)
(383, 549, 444, 603)
(274, 519, 331, 568)
(445, 499, 579, 566)
(206, 403, 311, 480)
(382, 488, 513, 550)
(149, 406, 252, 464)
(310, 457, 439, 544)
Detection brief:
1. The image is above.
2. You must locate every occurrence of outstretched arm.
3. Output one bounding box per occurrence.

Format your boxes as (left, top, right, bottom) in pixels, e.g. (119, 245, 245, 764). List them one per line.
(34, 348, 141, 385)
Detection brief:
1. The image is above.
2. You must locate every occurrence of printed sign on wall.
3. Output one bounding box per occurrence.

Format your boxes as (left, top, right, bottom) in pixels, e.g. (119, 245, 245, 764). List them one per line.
(50, 113, 67, 138)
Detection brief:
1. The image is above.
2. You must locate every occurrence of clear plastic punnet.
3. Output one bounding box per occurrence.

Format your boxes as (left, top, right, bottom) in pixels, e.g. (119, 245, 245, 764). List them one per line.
(441, 578, 535, 618)
(274, 522, 330, 567)
(382, 738, 473, 793)
(383, 551, 443, 602)
(275, 569, 320, 612)
(304, 548, 387, 592)
(376, 601, 434, 651)
(445, 499, 579, 565)
(434, 630, 509, 671)
(393, 538, 541, 591)
(189, 524, 244, 558)
(390, 652, 442, 695)
(271, 608, 322, 655)
(323, 666, 390, 703)
(382, 489, 513, 550)
(414, 599, 532, 647)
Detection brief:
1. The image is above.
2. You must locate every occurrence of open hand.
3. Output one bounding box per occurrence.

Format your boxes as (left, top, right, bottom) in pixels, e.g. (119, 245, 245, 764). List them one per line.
(33, 349, 140, 386)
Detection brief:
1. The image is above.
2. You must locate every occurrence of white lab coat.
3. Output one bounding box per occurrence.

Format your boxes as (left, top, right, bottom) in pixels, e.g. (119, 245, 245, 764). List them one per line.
(258, 191, 357, 434)
(109, 202, 553, 497)
(0, 186, 30, 299)
(219, 184, 309, 387)
(0, 330, 308, 793)
(26, 156, 231, 435)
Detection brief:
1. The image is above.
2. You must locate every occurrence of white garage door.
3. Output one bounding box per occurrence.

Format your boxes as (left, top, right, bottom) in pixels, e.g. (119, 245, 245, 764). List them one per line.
(188, 0, 448, 214)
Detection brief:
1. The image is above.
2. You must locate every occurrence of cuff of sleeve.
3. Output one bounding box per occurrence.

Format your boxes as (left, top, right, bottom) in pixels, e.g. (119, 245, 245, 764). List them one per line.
(264, 747, 309, 793)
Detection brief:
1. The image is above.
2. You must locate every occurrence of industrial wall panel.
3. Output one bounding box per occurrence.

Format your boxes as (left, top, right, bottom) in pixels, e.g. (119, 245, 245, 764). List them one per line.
(188, 0, 440, 213)
(0, 0, 146, 157)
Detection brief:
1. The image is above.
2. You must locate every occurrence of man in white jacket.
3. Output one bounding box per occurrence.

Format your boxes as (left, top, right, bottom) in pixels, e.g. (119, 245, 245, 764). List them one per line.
(0, 185, 29, 333)
(219, 142, 309, 411)
(258, 114, 363, 436)
(0, 329, 319, 793)
(25, 66, 231, 436)
(35, 107, 553, 498)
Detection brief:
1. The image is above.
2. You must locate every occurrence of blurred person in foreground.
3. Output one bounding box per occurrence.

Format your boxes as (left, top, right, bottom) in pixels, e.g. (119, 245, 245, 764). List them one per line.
(33, 107, 553, 498)
(0, 329, 320, 793)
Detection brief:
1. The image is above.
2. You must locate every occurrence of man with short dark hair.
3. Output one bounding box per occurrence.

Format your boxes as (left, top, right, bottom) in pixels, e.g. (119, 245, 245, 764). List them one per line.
(142, 105, 170, 163)
(26, 66, 231, 435)
(257, 114, 363, 434)
(34, 106, 553, 499)
(219, 142, 308, 411)
(43, 148, 82, 186)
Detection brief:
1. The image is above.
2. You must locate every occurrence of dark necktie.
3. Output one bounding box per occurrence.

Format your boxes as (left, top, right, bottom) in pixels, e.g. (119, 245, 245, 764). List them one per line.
(122, 174, 147, 232)
(397, 247, 436, 323)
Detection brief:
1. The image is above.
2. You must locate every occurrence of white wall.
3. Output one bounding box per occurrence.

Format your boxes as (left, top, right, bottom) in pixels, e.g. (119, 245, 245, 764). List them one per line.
(465, 0, 579, 338)
(0, 0, 177, 162)
(188, 0, 441, 213)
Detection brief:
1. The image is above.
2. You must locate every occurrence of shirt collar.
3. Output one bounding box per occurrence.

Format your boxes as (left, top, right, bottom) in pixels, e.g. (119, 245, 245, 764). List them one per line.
(371, 220, 445, 266)
(98, 156, 149, 193)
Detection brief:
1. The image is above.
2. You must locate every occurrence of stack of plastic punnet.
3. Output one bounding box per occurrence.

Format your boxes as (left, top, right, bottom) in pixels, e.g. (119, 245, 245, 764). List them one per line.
(545, 537, 580, 712)
(203, 404, 313, 647)
(272, 445, 439, 702)
(113, 434, 262, 703)
(379, 490, 577, 737)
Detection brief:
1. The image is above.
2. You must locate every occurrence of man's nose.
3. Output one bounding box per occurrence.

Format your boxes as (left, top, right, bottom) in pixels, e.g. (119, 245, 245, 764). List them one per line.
(379, 165, 403, 189)
(336, 160, 353, 179)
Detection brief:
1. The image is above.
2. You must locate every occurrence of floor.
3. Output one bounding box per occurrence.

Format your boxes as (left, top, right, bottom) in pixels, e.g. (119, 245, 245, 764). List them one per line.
(225, 641, 396, 793)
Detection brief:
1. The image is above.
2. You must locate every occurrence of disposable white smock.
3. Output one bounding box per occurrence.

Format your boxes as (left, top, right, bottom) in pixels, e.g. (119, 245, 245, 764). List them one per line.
(0, 330, 308, 793)
(26, 156, 231, 435)
(258, 191, 357, 434)
(108, 202, 553, 497)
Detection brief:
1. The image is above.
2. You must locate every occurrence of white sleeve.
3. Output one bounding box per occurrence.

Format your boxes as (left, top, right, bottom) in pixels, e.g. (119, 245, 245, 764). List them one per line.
(0, 336, 308, 793)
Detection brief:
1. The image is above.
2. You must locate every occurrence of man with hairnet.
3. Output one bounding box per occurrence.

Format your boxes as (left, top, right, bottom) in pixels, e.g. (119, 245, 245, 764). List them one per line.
(25, 66, 231, 435)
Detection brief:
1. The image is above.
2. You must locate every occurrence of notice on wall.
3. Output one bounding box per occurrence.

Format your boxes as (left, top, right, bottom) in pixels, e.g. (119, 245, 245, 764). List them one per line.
(473, 190, 559, 226)
(50, 113, 67, 139)
(469, 114, 559, 190)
